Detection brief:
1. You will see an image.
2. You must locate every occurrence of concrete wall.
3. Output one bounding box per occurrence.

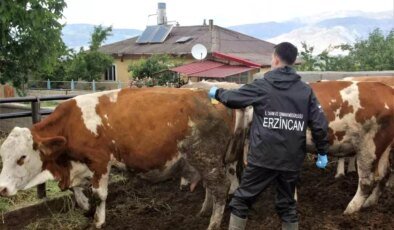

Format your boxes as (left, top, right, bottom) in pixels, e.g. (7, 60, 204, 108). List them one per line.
(27, 90, 90, 97)
(108, 57, 195, 82)
(254, 70, 394, 82)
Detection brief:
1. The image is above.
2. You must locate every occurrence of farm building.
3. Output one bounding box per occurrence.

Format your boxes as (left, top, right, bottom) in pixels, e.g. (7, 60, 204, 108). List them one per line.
(98, 3, 275, 83)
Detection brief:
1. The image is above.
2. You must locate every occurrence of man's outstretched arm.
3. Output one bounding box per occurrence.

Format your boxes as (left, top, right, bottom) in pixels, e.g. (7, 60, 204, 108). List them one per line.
(209, 80, 265, 109)
(308, 91, 330, 168)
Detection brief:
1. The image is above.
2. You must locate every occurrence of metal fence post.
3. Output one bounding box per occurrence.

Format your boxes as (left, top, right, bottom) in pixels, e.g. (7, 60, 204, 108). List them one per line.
(92, 80, 96, 92)
(47, 79, 51, 90)
(31, 99, 46, 199)
(71, 79, 75, 91)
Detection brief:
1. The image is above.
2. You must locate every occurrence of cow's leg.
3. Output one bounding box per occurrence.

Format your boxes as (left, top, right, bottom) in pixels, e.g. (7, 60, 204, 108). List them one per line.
(179, 177, 189, 190)
(180, 161, 201, 192)
(344, 147, 376, 214)
(363, 147, 391, 208)
(347, 156, 357, 173)
(209, 195, 226, 230)
(243, 137, 249, 166)
(227, 162, 239, 195)
(91, 165, 110, 228)
(335, 157, 346, 178)
(72, 187, 90, 211)
(386, 148, 393, 188)
(387, 171, 394, 188)
(199, 187, 213, 217)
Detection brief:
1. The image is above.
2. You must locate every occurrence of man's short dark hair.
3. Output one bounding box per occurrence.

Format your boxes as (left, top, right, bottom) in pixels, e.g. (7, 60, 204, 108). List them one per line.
(274, 42, 298, 65)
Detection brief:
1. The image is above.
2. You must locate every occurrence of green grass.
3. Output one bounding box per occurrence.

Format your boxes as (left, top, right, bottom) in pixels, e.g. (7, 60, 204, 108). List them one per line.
(40, 101, 60, 108)
(0, 180, 68, 212)
(24, 200, 89, 230)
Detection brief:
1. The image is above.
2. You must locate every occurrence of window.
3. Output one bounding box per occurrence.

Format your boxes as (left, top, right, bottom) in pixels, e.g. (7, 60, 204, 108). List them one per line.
(105, 65, 116, 81)
(176, 36, 193, 43)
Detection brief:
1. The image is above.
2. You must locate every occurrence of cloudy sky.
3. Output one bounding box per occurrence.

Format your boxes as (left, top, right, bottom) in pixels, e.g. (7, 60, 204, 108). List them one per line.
(63, 0, 393, 29)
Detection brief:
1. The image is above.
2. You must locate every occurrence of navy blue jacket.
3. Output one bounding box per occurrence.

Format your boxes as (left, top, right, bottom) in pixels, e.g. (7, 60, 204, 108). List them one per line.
(215, 66, 329, 171)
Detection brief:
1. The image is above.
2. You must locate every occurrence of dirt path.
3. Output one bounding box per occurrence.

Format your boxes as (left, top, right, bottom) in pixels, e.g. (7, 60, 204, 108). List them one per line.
(101, 162, 393, 230)
(23, 162, 394, 230)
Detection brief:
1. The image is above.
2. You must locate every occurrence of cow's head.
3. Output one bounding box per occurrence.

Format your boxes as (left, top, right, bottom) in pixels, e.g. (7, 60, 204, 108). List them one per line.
(0, 127, 66, 196)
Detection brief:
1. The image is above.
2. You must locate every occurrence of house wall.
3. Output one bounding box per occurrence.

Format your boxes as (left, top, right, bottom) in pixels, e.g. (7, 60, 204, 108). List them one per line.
(104, 56, 195, 83)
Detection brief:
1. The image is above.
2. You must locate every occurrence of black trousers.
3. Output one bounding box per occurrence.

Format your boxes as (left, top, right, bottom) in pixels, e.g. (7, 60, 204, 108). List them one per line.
(229, 164, 299, 223)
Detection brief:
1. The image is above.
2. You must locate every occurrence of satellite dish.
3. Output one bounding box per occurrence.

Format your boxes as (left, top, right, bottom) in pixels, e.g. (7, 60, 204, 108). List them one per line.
(191, 44, 207, 60)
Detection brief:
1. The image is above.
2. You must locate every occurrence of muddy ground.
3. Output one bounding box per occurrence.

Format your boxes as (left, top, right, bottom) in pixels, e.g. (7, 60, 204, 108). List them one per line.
(23, 160, 394, 230)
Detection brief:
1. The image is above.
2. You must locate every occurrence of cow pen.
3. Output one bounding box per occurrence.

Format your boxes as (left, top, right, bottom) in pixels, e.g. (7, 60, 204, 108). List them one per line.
(0, 86, 393, 229)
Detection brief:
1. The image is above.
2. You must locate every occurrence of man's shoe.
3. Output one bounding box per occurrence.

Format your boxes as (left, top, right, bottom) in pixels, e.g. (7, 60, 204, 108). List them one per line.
(282, 222, 299, 230)
(228, 213, 247, 230)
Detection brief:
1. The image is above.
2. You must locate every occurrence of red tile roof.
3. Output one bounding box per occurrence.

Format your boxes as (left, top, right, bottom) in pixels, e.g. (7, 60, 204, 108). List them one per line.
(189, 65, 255, 78)
(212, 52, 261, 68)
(171, 61, 224, 75)
(171, 60, 257, 78)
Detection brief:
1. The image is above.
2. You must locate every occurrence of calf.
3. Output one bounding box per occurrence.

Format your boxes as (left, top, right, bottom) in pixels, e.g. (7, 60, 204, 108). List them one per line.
(0, 88, 247, 229)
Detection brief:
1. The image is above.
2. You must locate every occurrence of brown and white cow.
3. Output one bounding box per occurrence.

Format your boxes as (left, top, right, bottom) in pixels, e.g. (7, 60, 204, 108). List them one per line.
(187, 80, 393, 214)
(306, 81, 393, 213)
(0, 88, 247, 229)
(335, 76, 394, 179)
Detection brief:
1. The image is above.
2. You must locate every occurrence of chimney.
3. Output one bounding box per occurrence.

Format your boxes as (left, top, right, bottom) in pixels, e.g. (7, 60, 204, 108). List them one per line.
(209, 19, 214, 30)
(157, 2, 167, 25)
(203, 19, 207, 26)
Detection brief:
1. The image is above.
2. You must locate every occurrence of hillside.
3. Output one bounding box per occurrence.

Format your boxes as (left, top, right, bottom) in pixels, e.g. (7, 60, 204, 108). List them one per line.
(63, 11, 393, 54)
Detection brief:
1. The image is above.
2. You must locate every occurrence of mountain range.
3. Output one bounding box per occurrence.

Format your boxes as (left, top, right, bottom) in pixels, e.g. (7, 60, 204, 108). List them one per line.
(62, 11, 393, 54)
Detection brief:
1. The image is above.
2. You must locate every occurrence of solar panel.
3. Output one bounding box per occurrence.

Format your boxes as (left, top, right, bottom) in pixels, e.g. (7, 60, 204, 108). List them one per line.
(151, 25, 173, 43)
(136, 26, 157, 43)
(136, 25, 173, 44)
(176, 36, 193, 43)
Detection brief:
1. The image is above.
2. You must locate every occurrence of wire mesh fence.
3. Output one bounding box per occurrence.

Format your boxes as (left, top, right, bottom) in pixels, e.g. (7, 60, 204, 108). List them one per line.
(27, 79, 183, 92)
(27, 80, 130, 91)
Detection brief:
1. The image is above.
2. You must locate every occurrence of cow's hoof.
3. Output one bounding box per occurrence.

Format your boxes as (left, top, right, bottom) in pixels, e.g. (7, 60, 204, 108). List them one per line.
(206, 222, 220, 230)
(197, 209, 211, 217)
(362, 196, 378, 208)
(343, 204, 358, 215)
(179, 177, 190, 191)
(179, 184, 189, 191)
(335, 173, 345, 179)
(76, 197, 90, 211)
(94, 221, 105, 229)
(347, 167, 356, 173)
(386, 174, 394, 188)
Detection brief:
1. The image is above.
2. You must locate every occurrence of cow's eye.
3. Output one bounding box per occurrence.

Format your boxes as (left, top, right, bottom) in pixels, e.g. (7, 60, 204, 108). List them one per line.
(17, 155, 26, 166)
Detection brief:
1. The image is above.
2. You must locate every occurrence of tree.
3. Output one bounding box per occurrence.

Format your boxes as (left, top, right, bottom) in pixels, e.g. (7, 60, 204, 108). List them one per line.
(67, 25, 113, 82)
(0, 0, 67, 87)
(297, 42, 318, 71)
(346, 28, 394, 71)
(297, 28, 394, 71)
(128, 55, 183, 86)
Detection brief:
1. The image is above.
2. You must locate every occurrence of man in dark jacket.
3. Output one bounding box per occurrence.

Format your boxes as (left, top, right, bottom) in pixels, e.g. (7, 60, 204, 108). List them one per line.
(208, 42, 329, 230)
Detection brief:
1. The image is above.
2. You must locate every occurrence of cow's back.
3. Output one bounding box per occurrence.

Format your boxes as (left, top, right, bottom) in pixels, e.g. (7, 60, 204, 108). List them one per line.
(310, 81, 394, 155)
(342, 76, 394, 87)
(62, 88, 234, 173)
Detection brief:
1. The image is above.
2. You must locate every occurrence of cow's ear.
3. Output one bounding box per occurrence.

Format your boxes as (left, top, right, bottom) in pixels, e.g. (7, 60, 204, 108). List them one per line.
(37, 136, 67, 158)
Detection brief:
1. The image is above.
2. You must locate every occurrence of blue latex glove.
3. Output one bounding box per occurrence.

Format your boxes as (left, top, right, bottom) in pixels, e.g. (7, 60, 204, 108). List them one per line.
(208, 86, 218, 99)
(316, 154, 328, 169)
